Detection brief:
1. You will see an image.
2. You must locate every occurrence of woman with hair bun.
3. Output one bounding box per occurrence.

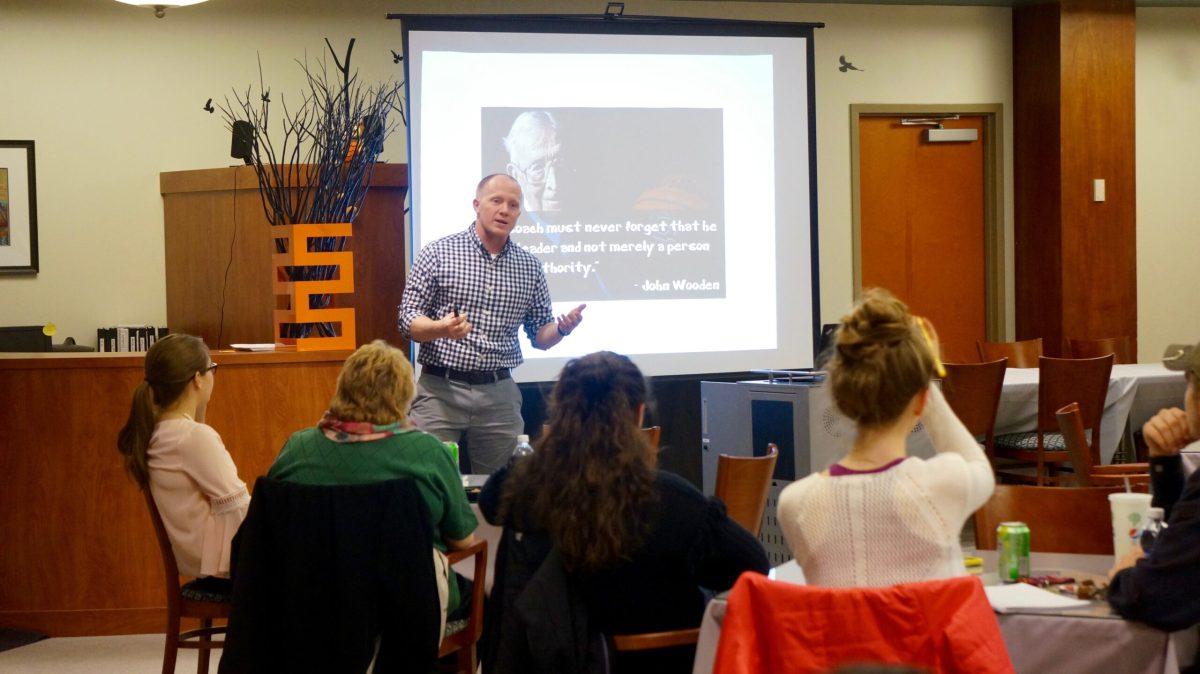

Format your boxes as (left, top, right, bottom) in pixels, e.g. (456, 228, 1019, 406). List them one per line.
(117, 333, 250, 586)
(777, 289, 994, 587)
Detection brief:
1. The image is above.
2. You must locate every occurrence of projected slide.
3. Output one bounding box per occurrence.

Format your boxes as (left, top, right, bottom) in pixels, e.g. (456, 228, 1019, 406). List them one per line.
(405, 25, 817, 381)
(482, 107, 726, 302)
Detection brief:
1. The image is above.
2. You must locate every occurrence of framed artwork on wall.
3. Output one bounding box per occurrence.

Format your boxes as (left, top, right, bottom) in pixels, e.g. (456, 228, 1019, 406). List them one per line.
(0, 140, 38, 274)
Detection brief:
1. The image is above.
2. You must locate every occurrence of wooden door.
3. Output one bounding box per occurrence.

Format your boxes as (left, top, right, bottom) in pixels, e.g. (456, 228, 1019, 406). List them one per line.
(858, 115, 986, 364)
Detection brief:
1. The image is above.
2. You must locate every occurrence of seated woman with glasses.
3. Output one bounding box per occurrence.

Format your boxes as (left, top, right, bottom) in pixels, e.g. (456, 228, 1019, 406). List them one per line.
(778, 289, 995, 587)
(482, 351, 768, 673)
(117, 333, 249, 593)
(268, 340, 477, 625)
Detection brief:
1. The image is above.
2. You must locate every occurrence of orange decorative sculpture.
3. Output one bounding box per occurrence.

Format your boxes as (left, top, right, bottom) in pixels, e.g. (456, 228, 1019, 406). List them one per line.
(272, 223, 355, 351)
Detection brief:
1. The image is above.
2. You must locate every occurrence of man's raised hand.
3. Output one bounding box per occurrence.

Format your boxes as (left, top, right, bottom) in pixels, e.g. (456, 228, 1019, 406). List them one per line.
(557, 304, 587, 336)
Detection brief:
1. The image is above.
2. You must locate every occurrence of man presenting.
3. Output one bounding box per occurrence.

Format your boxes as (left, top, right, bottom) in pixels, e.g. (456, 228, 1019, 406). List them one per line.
(399, 174, 585, 474)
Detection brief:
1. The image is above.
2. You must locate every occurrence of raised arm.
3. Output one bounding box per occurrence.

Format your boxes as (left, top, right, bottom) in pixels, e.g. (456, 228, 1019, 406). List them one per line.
(921, 383, 995, 513)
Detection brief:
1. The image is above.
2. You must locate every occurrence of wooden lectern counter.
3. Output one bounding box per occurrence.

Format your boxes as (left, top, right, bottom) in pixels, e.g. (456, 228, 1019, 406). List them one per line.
(0, 350, 348, 636)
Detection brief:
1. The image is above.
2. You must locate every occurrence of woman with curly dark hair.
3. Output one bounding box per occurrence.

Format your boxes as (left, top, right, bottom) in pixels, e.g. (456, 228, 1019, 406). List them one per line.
(481, 351, 768, 673)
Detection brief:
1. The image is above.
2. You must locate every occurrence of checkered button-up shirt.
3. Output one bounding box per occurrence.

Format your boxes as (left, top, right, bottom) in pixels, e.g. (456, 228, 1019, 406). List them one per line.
(398, 225, 555, 371)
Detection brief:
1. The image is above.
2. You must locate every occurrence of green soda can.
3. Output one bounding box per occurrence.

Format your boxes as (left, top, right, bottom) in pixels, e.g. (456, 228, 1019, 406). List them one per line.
(444, 441, 460, 465)
(997, 521, 1031, 583)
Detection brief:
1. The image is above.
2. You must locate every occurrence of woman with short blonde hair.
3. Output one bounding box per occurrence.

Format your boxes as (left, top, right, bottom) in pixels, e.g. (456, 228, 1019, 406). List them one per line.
(269, 340, 477, 619)
(327, 339, 415, 425)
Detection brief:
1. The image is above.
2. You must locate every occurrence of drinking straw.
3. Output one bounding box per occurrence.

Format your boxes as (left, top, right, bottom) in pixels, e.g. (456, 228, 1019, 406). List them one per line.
(1124, 475, 1132, 493)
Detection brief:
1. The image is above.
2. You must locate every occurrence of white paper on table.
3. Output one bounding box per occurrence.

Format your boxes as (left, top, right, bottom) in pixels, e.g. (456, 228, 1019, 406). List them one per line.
(767, 560, 806, 585)
(230, 343, 278, 351)
(984, 582, 1091, 613)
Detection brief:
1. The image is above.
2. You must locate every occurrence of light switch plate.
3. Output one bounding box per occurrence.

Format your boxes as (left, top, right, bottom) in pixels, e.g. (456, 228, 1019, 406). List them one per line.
(1094, 179, 1106, 202)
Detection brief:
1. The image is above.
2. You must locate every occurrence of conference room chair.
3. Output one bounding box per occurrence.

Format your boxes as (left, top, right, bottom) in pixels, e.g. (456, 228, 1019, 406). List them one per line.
(610, 627, 701, 662)
(1056, 403, 1150, 489)
(941, 359, 1008, 459)
(977, 337, 1043, 368)
(608, 435, 773, 674)
(221, 478, 447, 673)
(712, 573, 1012, 673)
(974, 484, 1131, 554)
(439, 540, 489, 674)
(1068, 336, 1136, 364)
(993, 354, 1114, 486)
(143, 490, 229, 674)
(714, 444, 778, 536)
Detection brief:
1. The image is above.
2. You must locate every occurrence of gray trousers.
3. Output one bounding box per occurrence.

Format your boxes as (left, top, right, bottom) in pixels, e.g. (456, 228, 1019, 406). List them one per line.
(408, 372, 524, 475)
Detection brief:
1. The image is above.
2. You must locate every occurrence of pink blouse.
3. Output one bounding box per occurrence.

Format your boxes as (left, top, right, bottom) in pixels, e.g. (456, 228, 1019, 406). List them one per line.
(147, 419, 250, 578)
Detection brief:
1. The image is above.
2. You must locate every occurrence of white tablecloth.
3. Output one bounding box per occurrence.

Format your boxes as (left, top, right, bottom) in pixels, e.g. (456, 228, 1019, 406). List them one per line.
(904, 364, 1186, 465)
(993, 364, 1185, 464)
(692, 552, 1197, 674)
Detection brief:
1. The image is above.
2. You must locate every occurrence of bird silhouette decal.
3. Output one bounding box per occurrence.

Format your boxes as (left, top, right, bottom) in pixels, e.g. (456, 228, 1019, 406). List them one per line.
(202, 98, 215, 113)
(391, 49, 404, 64)
(839, 55, 864, 72)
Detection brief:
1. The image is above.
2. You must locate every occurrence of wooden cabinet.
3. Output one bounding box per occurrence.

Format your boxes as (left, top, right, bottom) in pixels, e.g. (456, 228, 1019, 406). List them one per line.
(160, 164, 408, 350)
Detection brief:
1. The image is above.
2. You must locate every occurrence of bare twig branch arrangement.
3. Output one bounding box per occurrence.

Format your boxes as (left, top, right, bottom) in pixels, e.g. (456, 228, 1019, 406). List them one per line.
(216, 39, 406, 339)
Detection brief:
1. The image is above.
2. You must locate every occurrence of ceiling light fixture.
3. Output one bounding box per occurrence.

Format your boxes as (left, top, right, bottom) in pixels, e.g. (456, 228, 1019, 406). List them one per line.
(114, 0, 209, 19)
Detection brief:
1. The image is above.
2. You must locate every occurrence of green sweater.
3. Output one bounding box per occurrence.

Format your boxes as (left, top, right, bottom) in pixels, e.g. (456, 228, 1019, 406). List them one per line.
(268, 427, 478, 612)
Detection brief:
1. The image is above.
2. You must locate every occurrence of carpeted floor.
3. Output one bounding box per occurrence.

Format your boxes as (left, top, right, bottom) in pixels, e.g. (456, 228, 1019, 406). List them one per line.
(0, 633, 196, 674)
(0, 629, 46, 653)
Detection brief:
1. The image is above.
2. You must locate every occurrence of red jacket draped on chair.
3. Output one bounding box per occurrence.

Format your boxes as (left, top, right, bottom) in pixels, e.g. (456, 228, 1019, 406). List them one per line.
(713, 572, 1013, 674)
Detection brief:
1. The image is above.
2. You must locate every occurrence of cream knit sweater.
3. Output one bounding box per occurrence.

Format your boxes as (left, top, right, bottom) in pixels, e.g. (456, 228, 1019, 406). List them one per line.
(777, 385, 995, 587)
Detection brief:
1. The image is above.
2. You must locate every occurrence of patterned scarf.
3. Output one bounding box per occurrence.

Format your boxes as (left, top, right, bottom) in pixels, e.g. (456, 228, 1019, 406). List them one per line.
(317, 411, 411, 443)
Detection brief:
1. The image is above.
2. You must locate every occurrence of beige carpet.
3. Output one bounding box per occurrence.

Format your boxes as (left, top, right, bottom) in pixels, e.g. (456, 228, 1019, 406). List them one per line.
(0, 633, 199, 674)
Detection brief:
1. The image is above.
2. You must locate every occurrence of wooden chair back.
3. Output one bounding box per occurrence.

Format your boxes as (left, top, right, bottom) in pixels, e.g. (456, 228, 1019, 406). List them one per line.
(143, 488, 229, 674)
(977, 338, 1043, 368)
(714, 444, 778, 536)
(611, 628, 700, 653)
(973, 485, 1128, 554)
(941, 359, 1007, 456)
(144, 488, 183, 614)
(1068, 336, 1135, 364)
(439, 540, 488, 672)
(1056, 403, 1151, 488)
(1055, 402, 1099, 482)
(1038, 355, 1113, 437)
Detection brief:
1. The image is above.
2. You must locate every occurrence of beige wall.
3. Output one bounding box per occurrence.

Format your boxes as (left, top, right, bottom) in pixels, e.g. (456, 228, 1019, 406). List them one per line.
(1136, 8, 1200, 361)
(0, 0, 1015, 349)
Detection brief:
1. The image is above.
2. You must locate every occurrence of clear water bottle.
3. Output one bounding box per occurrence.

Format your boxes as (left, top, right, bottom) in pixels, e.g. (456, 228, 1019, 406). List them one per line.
(512, 434, 534, 459)
(1140, 507, 1167, 553)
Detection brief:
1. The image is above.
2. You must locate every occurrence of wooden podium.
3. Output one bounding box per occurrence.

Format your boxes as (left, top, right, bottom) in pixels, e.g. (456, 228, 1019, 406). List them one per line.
(159, 164, 408, 350)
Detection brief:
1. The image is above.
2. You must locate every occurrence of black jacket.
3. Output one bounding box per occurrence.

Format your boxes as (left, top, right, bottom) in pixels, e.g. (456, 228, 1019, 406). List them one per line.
(480, 466, 769, 674)
(1109, 454, 1200, 632)
(492, 547, 611, 674)
(219, 477, 441, 674)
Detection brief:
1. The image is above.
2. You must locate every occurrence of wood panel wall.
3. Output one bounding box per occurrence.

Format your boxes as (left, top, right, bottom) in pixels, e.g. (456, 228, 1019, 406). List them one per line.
(1013, 0, 1136, 356)
(160, 164, 408, 351)
(0, 351, 346, 636)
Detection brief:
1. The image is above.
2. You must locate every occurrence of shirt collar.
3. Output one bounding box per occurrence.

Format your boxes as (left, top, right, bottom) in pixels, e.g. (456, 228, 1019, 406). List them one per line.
(467, 222, 512, 258)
